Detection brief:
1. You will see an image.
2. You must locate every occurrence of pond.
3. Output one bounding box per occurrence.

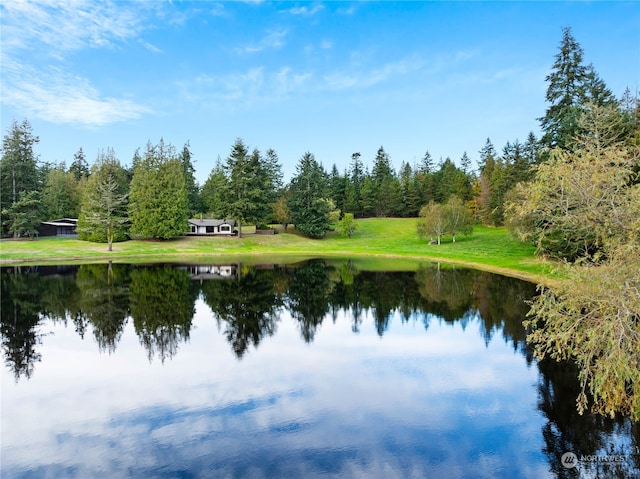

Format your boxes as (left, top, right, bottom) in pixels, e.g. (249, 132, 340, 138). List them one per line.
(1, 260, 638, 478)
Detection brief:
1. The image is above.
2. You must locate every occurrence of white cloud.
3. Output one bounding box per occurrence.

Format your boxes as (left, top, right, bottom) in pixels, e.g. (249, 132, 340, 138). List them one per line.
(286, 4, 325, 17)
(323, 56, 424, 90)
(237, 29, 287, 54)
(0, 0, 158, 126)
(320, 39, 333, 49)
(1, 61, 150, 126)
(0, 0, 150, 55)
(138, 39, 163, 54)
(177, 65, 317, 110)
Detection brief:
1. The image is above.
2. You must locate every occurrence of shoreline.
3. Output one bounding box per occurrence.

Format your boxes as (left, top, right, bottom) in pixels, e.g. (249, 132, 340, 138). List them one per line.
(0, 221, 561, 287)
(0, 248, 560, 288)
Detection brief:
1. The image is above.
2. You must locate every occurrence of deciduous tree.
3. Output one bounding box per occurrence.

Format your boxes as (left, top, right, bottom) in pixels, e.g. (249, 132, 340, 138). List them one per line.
(78, 149, 130, 243)
(79, 175, 129, 251)
(443, 195, 473, 242)
(417, 201, 447, 245)
(339, 212, 357, 238)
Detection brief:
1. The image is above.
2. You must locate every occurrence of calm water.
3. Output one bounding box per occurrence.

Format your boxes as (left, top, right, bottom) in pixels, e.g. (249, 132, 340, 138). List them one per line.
(1, 260, 638, 479)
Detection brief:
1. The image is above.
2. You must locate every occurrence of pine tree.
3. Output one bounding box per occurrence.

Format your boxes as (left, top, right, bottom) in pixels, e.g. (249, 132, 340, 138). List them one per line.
(180, 142, 202, 217)
(200, 158, 229, 218)
(69, 147, 89, 180)
(540, 27, 614, 152)
(329, 164, 347, 216)
(0, 120, 40, 235)
(42, 166, 82, 219)
(371, 146, 396, 216)
(1, 190, 44, 239)
(288, 152, 331, 238)
(223, 139, 275, 235)
(348, 152, 364, 216)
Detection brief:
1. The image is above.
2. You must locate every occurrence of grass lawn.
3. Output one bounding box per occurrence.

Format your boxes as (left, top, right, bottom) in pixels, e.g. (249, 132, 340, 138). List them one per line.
(0, 218, 561, 285)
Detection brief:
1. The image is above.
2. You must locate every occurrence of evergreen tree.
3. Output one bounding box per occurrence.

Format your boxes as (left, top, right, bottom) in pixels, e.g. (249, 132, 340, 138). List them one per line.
(584, 64, 616, 108)
(371, 146, 397, 216)
(359, 175, 376, 217)
(223, 139, 273, 235)
(539, 27, 614, 152)
(129, 139, 188, 240)
(264, 148, 284, 194)
(256, 148, 282, 221)
(42, 165, 82, 219)
(477, 138, 496, 173)
(180, 142, 202, 217)
(523, 131, 540, 166)
(288, 152, 331, 238)
(475, 138, 502, 225)
(329, 164, 347, 216)
(433, 157, 456, 203)
(347, 152, 364, 216)
(69, 147, 89, 180)
(1, 190, 44, 238)
(416, 150, 436, 206)
(459, 151, 472, 175)
(399, 162, 421, 217)
(0, 120, 40, 235)
(200, 157, 229, 218)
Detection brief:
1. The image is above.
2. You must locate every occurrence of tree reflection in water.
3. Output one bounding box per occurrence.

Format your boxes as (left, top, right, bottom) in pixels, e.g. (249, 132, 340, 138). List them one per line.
(1, 260, 637, 477)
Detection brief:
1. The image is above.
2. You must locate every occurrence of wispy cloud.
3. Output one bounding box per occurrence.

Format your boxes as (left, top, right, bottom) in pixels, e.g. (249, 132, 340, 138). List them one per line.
(2, 60, 150, 126)
(177, 66, 314, 110)
(0, 0, 151, 55)
(320, 40, 333, 49)
(286, 4, 325, 17)
(237, 29, 287, 54)
(323, 57, 425, 91)
(0, 0, 156, 126)
(176, 55, 425, 110)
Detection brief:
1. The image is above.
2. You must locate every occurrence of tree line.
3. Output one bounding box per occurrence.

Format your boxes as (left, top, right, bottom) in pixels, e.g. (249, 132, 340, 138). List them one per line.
(1, 26, 637, 246)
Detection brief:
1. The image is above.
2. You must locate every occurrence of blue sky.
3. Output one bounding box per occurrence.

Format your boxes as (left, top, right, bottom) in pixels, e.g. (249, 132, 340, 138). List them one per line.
(1, 1, 638, 183)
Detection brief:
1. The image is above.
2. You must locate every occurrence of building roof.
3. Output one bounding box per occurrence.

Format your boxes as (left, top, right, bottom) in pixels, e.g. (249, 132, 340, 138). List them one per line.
(41, 218, 78, 227)
(187, 218, 235, 227)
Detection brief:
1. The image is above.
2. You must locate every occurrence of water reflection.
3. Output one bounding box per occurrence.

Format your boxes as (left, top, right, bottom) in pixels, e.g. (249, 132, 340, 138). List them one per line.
(1, 260, 637, 478)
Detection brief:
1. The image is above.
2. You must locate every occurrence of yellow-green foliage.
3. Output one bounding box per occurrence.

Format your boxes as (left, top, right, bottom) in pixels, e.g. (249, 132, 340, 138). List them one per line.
(526, 243, 640, 420)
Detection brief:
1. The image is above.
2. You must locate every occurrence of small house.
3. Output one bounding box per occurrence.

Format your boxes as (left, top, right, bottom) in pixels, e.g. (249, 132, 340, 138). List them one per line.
(39, 218, 78, 237)
(187, 218, 236, 236)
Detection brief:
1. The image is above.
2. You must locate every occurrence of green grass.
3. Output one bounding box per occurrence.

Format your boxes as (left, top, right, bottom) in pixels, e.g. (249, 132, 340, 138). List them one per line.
(0, 218, 561, 285)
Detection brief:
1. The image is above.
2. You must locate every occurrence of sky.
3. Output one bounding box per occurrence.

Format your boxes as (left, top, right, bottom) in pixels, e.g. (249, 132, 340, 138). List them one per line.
(1, 1, 639, 184)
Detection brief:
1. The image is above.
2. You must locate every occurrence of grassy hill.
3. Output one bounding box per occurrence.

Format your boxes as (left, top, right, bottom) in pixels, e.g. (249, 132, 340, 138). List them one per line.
(0, 218, 558, 284)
